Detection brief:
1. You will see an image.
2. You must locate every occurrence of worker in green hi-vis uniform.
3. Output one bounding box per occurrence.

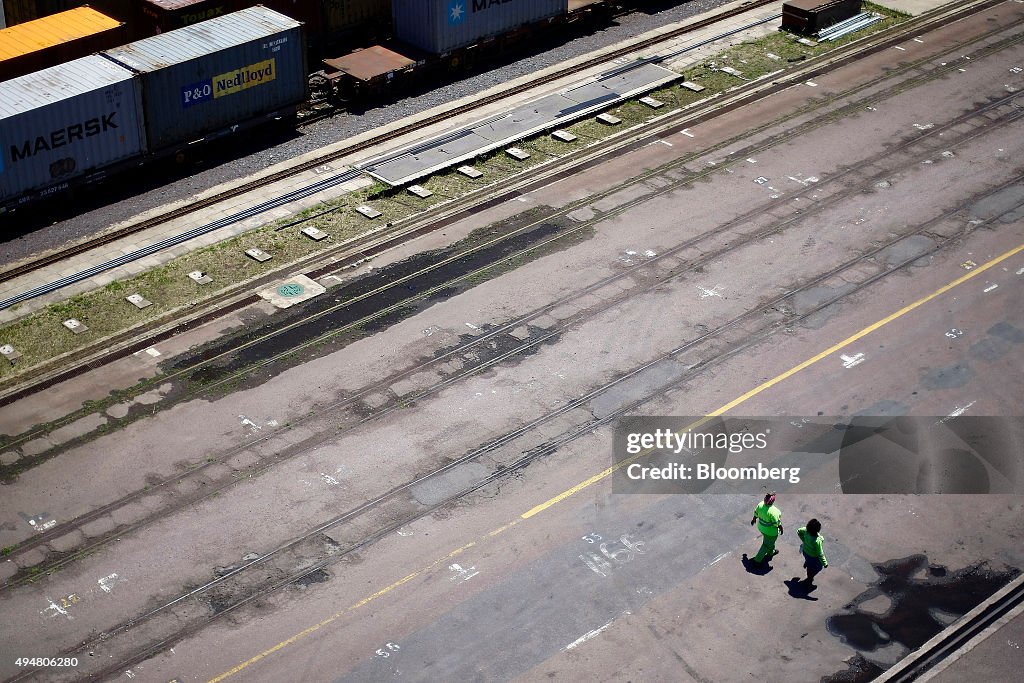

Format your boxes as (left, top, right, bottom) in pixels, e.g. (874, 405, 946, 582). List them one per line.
(797, 518, 829, 585)
(750, 492, 783, 563)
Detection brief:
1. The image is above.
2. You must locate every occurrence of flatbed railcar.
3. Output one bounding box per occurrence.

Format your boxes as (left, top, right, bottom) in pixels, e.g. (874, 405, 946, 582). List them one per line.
(320, 0, 630, 97)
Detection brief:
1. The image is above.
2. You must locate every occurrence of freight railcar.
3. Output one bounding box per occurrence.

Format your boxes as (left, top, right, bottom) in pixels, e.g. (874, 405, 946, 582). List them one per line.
(0, 6, 127, 82)
(0, 5, 307, 212)
(322, 0, 623, 96)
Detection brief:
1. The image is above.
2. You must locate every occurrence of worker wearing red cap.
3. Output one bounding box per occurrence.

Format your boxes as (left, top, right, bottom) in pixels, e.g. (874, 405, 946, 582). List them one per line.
(750, 492, 783, 563)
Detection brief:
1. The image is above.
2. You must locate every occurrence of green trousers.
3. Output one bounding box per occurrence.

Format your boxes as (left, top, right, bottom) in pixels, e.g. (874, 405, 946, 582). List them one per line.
(753, 532, 778, 562)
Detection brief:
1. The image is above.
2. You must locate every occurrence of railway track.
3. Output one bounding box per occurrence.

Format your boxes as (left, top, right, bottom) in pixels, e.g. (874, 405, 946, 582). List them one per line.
(0, 0, 1007, 405)
(0, 0, 780, 289)
(22, 161, 1024, 683)
(4, 15, 1023, 581)
(8, 68, 1024, 682)
(1, 0, 1017, 445)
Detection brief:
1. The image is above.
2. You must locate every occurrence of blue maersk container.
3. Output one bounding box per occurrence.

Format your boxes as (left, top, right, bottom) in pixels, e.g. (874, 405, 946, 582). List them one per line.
(393, 0, 568, 55)
(0, 55, 146, 208)
(100, 5, 307, 152)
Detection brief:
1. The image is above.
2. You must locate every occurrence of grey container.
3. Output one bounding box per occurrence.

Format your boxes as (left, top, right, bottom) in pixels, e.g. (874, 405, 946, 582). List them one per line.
(101, 5, 307, 152)
(393, 0, 567, 55)
(0, 55, 146, 208)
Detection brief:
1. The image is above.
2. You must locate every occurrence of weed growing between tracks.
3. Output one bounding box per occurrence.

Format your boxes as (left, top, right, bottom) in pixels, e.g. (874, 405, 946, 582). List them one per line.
(0, 212, 590, 481)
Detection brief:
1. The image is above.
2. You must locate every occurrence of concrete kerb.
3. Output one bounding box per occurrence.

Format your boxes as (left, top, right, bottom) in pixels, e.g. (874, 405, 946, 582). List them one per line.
(877, 572, 1024, 681)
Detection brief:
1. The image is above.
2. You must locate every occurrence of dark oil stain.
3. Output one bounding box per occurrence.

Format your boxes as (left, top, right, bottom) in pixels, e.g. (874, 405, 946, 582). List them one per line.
(919, 363, 973, 390)
(293, 568, 330, 587)
(169, 215, 581, 394)
(821, 654, 884, 683)
(822, 555, 1019, 680)
(208, 593, 232, 614)
(988, 321, 1024, 344)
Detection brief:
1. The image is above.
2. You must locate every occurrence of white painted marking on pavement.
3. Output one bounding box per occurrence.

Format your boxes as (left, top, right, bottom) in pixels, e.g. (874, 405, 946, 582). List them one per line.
(840, 353, 866, 368)
(144, 347, 161, 357)
(564, 612, 630, 651)
(239, 415, 262, 431)
(948, 401, 976, 418)
(894, 46, 906, 51)
(41, 599, 67, 618)
(465, 322, 479, 330)
(1016, 267, 1024, 275)
(320, 473, 339, 486)
(98, 573, 124, 593)
(983, 283, 999, 292)
(681, 129, 695, 138)
(709, 552, 730, 567)
(697, 285, 724, 299)
(448, 563, 479, 582)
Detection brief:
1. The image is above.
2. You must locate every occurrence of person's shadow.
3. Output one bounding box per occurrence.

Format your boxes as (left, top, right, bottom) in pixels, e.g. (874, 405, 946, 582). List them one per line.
(741, 553, 774, 575)
(784, 577, 819, 601)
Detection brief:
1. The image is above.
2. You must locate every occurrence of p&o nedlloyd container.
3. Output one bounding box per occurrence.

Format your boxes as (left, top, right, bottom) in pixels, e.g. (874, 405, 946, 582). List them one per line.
(393, 0, 567, 55)
(0, 55, 145, 209)
(100, 5, 307, 152)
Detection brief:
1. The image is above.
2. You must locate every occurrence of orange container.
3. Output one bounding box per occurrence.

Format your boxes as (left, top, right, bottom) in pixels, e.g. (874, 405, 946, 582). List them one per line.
(0, 6, 127, 82)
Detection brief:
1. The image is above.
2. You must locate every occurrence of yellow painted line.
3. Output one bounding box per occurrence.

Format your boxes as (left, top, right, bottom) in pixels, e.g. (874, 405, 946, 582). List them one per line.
(521, 242, 1024, 519)
(209, 243, 1022, 682)
(208, 541, 477, 682)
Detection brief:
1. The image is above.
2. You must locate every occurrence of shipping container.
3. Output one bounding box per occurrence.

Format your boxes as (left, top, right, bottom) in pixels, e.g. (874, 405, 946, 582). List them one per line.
(0, 54, 146, 207)
(322, 0, 390, 42)
(782, 0, 861, 35)
(260, 0, 321, 44)
(0, 6, 127, 82)
(101, 5, 307, 152)
(1, 0, 130, 26)
(392, 0, 567, 55)
(135, 0, 234, 38)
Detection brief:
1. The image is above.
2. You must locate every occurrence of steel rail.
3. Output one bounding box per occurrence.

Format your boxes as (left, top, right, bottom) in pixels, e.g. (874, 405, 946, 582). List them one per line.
(45, 183, 1024, 683)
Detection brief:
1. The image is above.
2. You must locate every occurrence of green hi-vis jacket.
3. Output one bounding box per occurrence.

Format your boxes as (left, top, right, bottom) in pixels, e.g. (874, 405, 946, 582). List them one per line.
(754, 501, 782, 537)
(797, 527, 828, 566)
